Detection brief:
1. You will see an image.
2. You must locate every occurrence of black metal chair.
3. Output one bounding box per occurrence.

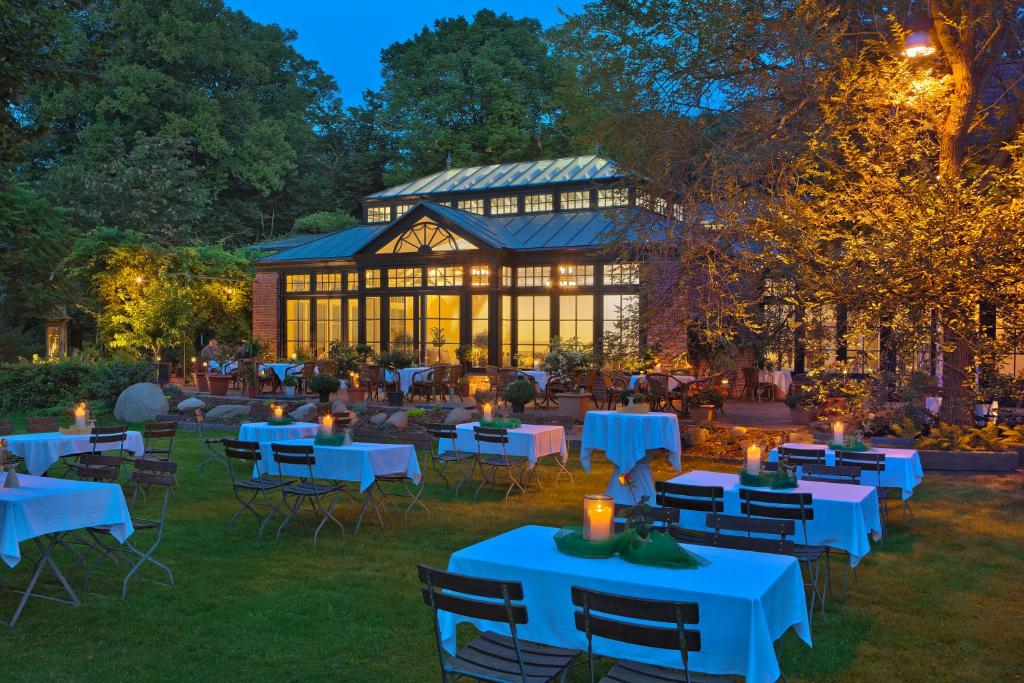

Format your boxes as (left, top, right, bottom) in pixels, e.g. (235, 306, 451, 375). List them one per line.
(655, 481, 725, 518)
(801, 463, 861, 485)
(472, 426, 532, 501)
(834, 448, 911, 535)
(571, 585, 704, 683)
(142, 421, 177, 461)
(778, 445, 826, 466)
(194, 408, 227, 471)
(612, 502, 680, 534)
(704, 513, 797, 555)
(271, 442, 346, 547)
(0, 418, 14, 436)
(418, 564, 580, 682)
(222, 439, 290, 538)
(25, 416, 59, 433)
(65, 427, 127, 478)
(425, 423, 477, 494)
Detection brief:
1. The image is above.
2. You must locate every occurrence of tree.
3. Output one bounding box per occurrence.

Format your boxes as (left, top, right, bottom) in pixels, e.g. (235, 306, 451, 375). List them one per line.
(0, 183, 71, 319)
(292, 209, 360, 234)
(376, 9, 582, 183)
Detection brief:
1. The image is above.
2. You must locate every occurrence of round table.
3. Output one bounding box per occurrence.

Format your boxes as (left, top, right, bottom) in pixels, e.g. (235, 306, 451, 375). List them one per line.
(580, 411, 682, 504)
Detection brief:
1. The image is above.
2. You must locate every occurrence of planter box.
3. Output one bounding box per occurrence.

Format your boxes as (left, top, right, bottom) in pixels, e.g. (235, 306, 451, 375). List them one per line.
(345, 387, 369, 404)
(556, 393, 591, 421)
(918, 449, 1020, 473)
(869, 436, 916, 448)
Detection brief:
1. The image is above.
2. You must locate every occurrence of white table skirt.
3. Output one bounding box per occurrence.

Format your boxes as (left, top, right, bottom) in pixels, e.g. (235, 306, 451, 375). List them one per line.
(628, 374, 696, 391)
(517, 370, 549, 391)
(254, 438, 420, 491)
(768, 443, 923, 500)
(0, 474, 133, 567)
(760, 370, 793, 398)
(582, 411, 682, 504)
(384, 367, 431, 394)
(442, 525, 810, 682)
(238, 422, 320, 445)
(440, 422, 567, 466)
(4, 431, 145, 476)
(668, 471, 881, 567)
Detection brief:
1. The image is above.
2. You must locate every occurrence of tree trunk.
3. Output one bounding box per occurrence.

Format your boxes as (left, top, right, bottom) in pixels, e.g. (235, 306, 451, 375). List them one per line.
(938, 335, 973, 424)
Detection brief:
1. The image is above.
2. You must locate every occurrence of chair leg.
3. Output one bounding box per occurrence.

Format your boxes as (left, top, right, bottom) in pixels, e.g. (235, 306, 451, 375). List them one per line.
(311, 493, 346, 549)
(227, 489, 264, 533)
(121, 536, 173, 599)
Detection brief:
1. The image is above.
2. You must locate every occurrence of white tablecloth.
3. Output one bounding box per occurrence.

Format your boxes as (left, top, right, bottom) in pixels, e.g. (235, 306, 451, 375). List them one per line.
(628, 374, 696, 391)
(385, 367, 430, 394)
(238, 422, 320, 444)
(581, 411, 682, 503)
(668, 471, 881, 567)
(517, 370, 549, 391)
(768, 443, 923, 500)
(440, 422, 567, 466)
(4, 431, 145, 476)
(442, 525, 810, 682)
(760, 370, 793, 398)
(254, 438, 420, 491)
(0, 474, 133, 567)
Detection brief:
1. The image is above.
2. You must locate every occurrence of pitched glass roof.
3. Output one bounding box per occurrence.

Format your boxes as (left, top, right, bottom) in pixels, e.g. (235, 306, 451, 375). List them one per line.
(367, 155, 620, 199)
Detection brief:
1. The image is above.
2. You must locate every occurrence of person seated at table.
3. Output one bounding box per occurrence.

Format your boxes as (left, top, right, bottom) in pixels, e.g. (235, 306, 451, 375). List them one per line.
(200, 337, 219, 363)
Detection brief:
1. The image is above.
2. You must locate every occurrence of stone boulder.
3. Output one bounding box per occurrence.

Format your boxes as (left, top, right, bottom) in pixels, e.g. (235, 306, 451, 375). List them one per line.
(386, 411, 409, 430)
(289, 402, 318, 422)
(331, 400, 348, 414)
(370, 412, 388, 426)
(729, 426, 748, 439)
(206, 404, 251, 421)
(113, 383, 169, 423)
(689, 427, 710, 447)
(177, 397, 206, 412)
(445, 407, 474, 425)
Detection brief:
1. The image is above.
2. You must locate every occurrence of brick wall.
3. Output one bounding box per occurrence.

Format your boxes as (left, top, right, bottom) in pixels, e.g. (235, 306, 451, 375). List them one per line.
(252, 270, 280, 357)
(643, 257, 687, 361)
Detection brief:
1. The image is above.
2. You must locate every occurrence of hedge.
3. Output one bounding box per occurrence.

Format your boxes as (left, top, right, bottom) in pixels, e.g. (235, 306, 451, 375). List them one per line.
(0, 359, 156, 414)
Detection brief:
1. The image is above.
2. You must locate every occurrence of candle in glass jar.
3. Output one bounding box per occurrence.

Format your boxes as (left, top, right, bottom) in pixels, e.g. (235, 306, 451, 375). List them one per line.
(583, 494, 614, 541)
(74, 402, 87, 429)
(745, 444, 762, 475)
(320, 414, 334, 436)
(832, 420, 845, 445)
(272, 405, 283, 420)
(482, 402, 492, 421)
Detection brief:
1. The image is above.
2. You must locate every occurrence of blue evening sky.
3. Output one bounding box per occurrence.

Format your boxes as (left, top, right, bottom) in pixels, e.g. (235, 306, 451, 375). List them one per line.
(227, 1, 588, 105)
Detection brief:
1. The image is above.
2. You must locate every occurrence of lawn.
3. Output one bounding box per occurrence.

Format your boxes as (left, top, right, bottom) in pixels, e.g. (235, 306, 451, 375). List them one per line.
(0, 427, 1021, 682)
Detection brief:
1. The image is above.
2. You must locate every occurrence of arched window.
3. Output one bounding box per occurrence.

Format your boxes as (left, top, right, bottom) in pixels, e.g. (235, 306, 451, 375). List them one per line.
(377, 220, 476, 254)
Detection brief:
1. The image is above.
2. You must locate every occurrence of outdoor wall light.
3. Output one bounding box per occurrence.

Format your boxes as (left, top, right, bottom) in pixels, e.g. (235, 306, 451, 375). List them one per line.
(903, 15, 935, 59)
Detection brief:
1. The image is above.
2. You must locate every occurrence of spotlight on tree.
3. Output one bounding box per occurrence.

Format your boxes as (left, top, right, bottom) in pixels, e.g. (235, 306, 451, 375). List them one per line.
(903, 15, 935, 59)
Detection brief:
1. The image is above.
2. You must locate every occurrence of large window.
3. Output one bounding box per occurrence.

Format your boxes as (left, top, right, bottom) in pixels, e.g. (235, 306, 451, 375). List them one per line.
(597, 188, 629, 208)
(346, 298, 359, 346)
(315, 298, 342, 356)
(393, 203, 413, 217)
(490, 196, 518, 215)
(378, 219, 475, 254)
(524, 193, 553, 213)
(388, 267, 422, 288)
(471, 294, 489, 367)
(501, 295, 513, 365)
(285, 274, 309, 293)
(367, 206, 390, 223)
(457, 198, 484, 214)
(502, 266, 512, 287)
(423, 294, 460, 364)
(470, 266, 491, 287)
(389, 295, 416, 350)
(516, 266, 550, 288)
(285, 300, 311, 357)
(346, 272, 359, 291)
(426, 266, 463, 287)
(365, 297, 381, 351)
(560, 190, 591, 210)
(316, 273, 342, 292)
(602, 294, 639, 352)
(516, 295, 551, 366)
(603, 263, 640, 285)
(559, 295, 594, 345)
(557, 264, 593, 287)
(364, 269, 381, 288)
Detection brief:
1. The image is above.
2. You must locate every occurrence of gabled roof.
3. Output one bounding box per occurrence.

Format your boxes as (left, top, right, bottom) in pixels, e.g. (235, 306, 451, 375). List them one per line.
(367, 155, 620, 199)
(260, 224, 387, 262)
(249, 234, 325, 252)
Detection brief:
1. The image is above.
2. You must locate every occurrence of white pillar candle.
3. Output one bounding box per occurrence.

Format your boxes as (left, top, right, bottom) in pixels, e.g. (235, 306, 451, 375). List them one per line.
(745, 444, 762, 475)
(320, 414, 334, 436)
(74, 403, 87, 429)
(832, 420, 845, 444)
(583, 494, 614, 541)
(272, 405, 283, 420)
(482, 402, 493, 421)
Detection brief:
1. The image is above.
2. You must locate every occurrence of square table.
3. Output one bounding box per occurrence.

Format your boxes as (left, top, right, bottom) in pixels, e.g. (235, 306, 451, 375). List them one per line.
(628, 374, 696, 391)
(4, 431, 145, 476)
(0, 473, 133, 625)
(767, 443, 923, 500)
(440, 422, 567, 466)
(442, 525, 810, 682)
(253, 438, 420, 492)
(667, 471, 882, 566)
(581, 411, 682, 503)
(238, 421, 320, 445)
(384, 367, 431, 395)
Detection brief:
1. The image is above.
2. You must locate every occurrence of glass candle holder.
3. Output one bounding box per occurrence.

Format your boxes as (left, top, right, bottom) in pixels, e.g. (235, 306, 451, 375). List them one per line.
(583, 494, 614, 541)
(745, 443, 762, 475)
(320, 414, 334, 436)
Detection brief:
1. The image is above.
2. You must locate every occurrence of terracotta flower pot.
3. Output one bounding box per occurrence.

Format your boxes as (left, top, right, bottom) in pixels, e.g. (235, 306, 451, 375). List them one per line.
(194, 372, 209, 392)
(347, 387, 369, 404)
(207, 374, 230, 396)
(556, 393, 591, 420)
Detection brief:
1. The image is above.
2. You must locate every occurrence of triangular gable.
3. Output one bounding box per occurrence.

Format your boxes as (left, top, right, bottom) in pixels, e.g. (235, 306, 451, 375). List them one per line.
(360, 202, 505, 255)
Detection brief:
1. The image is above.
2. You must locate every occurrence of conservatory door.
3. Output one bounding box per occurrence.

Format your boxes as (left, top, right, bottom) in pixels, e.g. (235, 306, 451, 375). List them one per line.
(422, 294, 461, 364)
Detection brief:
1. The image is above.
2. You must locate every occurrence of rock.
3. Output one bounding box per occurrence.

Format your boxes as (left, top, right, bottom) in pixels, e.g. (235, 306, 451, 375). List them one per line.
(385, 411, 409, 430)
(177, 397, 206, 412)
(289, 402, 318, 422)
(113, 383, 169, 423)
(331, 400, 348, 414)
(445, 407, 474, 425)
(206, 404, 251, 421)
(689, 427, 710, 446)
(370, 412, 388, 426)
(729, 426, 748, 439)
(788, 431, 813, 444)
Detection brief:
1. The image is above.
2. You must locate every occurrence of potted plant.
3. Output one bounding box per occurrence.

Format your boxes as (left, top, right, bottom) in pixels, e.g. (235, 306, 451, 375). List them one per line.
(688, 387, 725, 423)
(328, 341, 367, 402)
(281, 375, 298, 398)
(309, 373, 341, 403)
(542, 337, 597, 419)
(503, 380, 536, 414)
(207, 370, 230, 396)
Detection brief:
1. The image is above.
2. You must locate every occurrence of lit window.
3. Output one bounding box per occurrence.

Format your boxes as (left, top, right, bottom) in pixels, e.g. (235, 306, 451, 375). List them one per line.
(388, 267, 422, 288)
(471, 294, 489, 367)
(501, 295, 512, 365)
(426, 266, 463, 287)
(346, 272, 358, 291)
(346, 298, 359, 345)
(560, 191, 591, 210)
(490, 196, 518, 215)
(501, 266, 512, 287)
(378, 219, 475, 253)
(516, 295, 551, 366)
(367, 206, 390, 223)
(559, 295, 594, 345)
(393, 203, 413, 217)
(653, 197, 668, 214)
(285, 274, 310, 293)
(285, 300, 311, 357)
(602, 294, 639, 352)
(470, 266, 491, 287)
(423, 294, 460, 363)
(316, 273, 342, 292)
(517, 266, 551, 288)
(315, 298, 342, 356)
(524, 193, 553, 212)
(603, 263, 640, 285)
(364, 269, 381, 288)
(365, 296, 381, 352)
(597, 188, 629, 208)
(557, 264, 594, 287)
(388, 296, 415, 350)
(457, 198, 484, 214)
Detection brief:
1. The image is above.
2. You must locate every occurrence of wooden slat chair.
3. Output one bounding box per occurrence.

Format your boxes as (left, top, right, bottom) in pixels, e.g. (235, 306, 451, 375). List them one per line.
(612, 503, 679, 533)
(222, 439, 291, 538)
(705, 513, 796, 555)
(472, 426, 533, 501)
(801, 464, 861, 485)
(444, 363, 464, 400)
(84, 459, 178, 599)
(65, 426, 128, 479)
(142, 421, 177, 461)
(0, 418, 14, 436)
(425, 423, 477, 494)
(644, 372, 674, 412)
(778, 445, 826, 466)
(418, 565, 580, 683)
(194, 409, 227, 470)
(571, 586, 708, 683)
(409, 367, 438, 402)
(834, 449, 909, 535)
(655, 481, 725, 518)
(271, 442, 347, 547)
(742, 367, 775, 402)
(739, 488, 829, 615)
(26, 416, 59, 433)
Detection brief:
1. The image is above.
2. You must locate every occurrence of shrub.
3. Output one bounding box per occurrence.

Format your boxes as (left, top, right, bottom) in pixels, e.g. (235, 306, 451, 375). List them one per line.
(308, 373, 340, 395)
(503, 380, 537, 406)
(0, 358, 156, 413)
(540, 337, 598, 383)
(915, 422, 1012, 452)
(376, 349, 417, 370)
(327, 342, 364, 375)
(405, 407, 426, 417)
(687, 387, 725, 409)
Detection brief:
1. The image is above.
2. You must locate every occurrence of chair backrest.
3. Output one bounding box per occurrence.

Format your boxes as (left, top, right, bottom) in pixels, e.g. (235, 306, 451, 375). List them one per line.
(833, 449, 885, 471)
(611, 370, 630, 389)
(129, 459, 177, 519)
(317, 360, 337, 376)
(302, 362, 316, 380)
(79, 453, 123, 482)
(473, 426, 509, 445)
(738, 489, 813, 544)
(778, 445, 825, 465)
(655, 481, 724, 514)
(144, 421, 177, 440)
(486, 365, 499, 385)
(742, 367, 760, 389)
(801, 463, 861, 485)
(425, 422, 457, 443)
(704, 514, 796, 554)
(646, 372, 670, 396)
(447, 364, 463, 386)
(26, 416, 59, 433)
(91, 426, 127, 450)
(271, 442, 317, 480)
(612, 503, 679, 532)
(222, 439, 261, 462)
(571, 585, 700, 679)
(0, 418, 13, 436)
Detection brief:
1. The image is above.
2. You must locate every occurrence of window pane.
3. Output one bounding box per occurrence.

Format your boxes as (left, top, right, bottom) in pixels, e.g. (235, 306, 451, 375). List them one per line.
(426, 266, 463, 287)
(501, 266, 512, 287)
(560, 190, 591, 210)
(456, 198, 484, 214)
(423, 294, 460, 364)
(285, 274, 310, 293)
(389, 295, 416, 350)
(602, 294, 639, 354)
(367, 206, 389, 223)
(388, 267, 422, 288)
(365, 296, 381, 352)
(364, 269, 381, 288)
(346, 298, 359, 346)
(557, 264, 593, 287)
(316, 273, 343, 292)
(559, 295, 594, 345)
(470, 266, 491, 287)
(346, 272, 359, 291)
(524, 193, 553, 213)
(315, 298, 342, 356)
(597, 188, 629, 208)
(516, 266, 551, 288)
(285, 299, 311, 357)
(490, 196, 518, 215)
(501, 295, 512, 366)
(516, 295, 551, 366)
(603, 263, 640, 285)
(393, 203, 413, 217)
(378, 219, 475, 254)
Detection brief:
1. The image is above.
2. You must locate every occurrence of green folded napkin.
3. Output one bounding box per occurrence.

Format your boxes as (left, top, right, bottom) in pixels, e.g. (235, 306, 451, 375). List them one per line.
(267, 417, 295, 426)
(553, 526, 707, 569)
(739, 468, 799, 489)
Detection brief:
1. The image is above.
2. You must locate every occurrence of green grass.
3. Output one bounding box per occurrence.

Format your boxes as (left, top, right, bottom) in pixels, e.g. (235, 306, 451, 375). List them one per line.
(0, 427, 1021, 682)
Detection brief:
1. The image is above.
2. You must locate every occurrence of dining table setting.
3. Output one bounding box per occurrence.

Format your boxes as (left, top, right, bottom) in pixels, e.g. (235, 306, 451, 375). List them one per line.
(767, 442, 923, 499)
(3, 430, 145, 475)
(580, 410, 682, 503)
